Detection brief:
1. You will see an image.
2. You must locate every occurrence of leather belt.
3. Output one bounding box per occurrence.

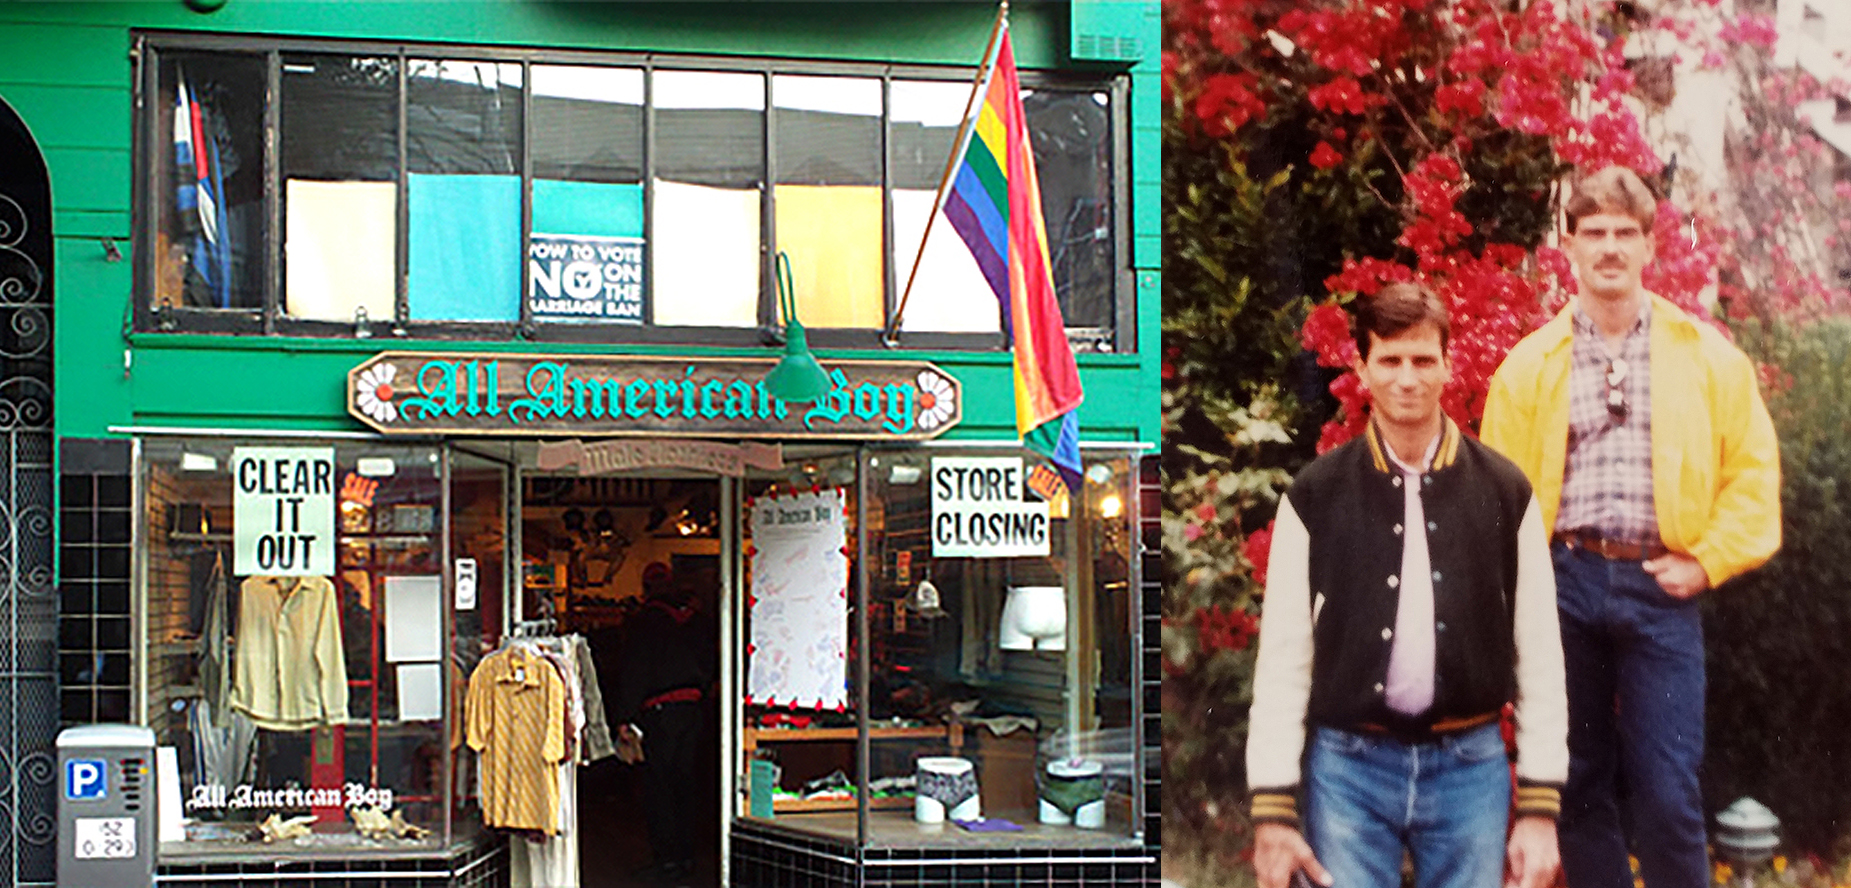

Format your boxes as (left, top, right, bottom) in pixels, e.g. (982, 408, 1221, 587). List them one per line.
(642, 687, 702, 710)
(1357, 710, 1499, 741)
(1553, 530, 1667, 561)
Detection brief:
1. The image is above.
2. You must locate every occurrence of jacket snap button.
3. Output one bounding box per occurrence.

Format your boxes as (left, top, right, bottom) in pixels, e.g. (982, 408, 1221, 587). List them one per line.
(1386, 576, 1399, 588)
(1432, 571, 1442, 582)
(1436, 622, 1447, 632)
(1381, 628, 1392, 640)
(1392, 477, 1401, 487)
(1374, 683, 1385, 693)
(1427, 521, 1437, 531)
(1423, 476, 1433, 485)
(1393, 524, 1403, 535)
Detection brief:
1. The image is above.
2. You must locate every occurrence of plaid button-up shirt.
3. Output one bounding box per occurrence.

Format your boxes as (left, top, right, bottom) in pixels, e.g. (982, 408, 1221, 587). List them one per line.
(1555, 303, 1659, 547)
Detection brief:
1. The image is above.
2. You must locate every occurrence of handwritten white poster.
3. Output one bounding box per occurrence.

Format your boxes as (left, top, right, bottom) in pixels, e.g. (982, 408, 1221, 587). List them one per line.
(747, 488, 848, 710)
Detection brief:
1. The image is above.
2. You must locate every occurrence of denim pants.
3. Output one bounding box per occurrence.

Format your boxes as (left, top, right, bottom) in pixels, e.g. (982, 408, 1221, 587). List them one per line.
(1553, 542, 1708, 888)
(1305, 722, 1511, 888)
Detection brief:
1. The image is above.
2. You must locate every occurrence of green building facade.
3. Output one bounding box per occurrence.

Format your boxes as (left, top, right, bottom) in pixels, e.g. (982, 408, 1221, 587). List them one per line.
(0, 2, 1159, 885)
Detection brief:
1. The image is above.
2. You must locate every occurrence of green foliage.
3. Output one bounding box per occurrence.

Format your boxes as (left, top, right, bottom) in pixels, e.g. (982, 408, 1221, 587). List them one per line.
(1704, 318, 1851, 855)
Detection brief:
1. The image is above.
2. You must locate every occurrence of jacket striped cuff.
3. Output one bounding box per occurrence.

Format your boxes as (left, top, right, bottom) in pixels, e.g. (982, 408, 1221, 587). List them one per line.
(1515, 781, 1562, 821)
(1249, 789, 1300, 828)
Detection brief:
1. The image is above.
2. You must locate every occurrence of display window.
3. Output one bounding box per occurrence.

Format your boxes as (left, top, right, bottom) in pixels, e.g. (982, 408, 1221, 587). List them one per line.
(140, 438, 463, 854)
(737, 446, 1140, 848)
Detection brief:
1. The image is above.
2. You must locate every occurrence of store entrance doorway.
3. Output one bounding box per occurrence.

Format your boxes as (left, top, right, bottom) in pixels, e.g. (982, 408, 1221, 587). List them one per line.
(519, 473, 723, 888)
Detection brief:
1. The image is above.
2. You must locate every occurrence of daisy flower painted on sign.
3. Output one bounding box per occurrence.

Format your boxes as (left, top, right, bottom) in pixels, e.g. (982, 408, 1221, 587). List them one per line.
(916, 370, 956, 430)
(356, 363, 399, 424)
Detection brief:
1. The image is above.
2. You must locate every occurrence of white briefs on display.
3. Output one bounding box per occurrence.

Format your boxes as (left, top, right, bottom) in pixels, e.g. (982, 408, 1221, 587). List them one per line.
(998, 586, 1066, 651)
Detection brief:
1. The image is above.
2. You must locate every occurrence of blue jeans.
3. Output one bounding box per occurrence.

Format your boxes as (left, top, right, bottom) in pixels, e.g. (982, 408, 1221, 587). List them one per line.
(1553, 542, 1707, 888)
(1305, 723, 1511, 888)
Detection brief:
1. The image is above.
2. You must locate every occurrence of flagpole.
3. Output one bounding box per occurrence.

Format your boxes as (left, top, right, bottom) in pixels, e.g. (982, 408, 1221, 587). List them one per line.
(881, 0, 1009, 347)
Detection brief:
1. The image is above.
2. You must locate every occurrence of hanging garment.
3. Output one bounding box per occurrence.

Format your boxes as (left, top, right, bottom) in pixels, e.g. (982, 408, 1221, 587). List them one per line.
(511, 761, 580, 888)
(466, 645, 568, 835)
(197, 552, 231, 726)
(568, 635, 616, 764)
(188, 696, 257, 788)
(229, 575, 348, 731)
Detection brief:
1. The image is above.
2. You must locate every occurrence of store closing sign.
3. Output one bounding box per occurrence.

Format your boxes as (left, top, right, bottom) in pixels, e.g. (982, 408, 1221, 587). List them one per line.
(233, 447, 336, 576)
(931, 457, 1050, 557)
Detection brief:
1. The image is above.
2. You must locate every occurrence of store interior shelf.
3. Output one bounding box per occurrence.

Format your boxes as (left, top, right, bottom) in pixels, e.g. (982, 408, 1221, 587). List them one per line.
(743, 723, 964, 814)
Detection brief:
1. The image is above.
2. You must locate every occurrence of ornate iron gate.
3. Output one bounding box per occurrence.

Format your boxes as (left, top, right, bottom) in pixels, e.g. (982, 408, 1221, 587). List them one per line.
(0, 99, 59, 887)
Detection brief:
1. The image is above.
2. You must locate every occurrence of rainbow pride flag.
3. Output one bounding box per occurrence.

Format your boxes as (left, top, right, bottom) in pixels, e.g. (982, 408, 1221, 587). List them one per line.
(943, 27, 1085, 492)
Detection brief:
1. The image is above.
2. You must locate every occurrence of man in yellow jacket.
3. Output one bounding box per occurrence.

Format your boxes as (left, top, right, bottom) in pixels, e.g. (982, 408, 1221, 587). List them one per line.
(1482, 165, 1780, 888)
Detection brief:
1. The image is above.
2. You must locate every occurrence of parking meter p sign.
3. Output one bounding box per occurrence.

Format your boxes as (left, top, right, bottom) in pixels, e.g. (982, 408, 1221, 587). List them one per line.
(64, 759, 106, 801)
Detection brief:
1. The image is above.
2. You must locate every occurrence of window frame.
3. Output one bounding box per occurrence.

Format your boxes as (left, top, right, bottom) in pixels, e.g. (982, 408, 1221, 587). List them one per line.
(133, 32, 1131, 352)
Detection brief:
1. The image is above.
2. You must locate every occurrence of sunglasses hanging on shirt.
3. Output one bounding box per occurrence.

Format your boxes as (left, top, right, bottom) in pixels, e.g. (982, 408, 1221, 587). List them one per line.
(1606, 358, 1629, 422)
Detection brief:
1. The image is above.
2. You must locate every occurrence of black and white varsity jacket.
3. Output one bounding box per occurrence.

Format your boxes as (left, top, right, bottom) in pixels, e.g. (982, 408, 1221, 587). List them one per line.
(1245, 418, 1568, 827)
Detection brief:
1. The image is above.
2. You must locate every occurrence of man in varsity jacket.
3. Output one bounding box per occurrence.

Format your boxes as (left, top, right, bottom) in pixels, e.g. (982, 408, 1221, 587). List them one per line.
(1246, 283, 1569, 888)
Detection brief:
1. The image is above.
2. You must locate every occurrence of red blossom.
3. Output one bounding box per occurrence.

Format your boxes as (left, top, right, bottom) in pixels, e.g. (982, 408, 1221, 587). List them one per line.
(1309, 141, 1343, 170)
(1195, 606, 1260, 655)
(1193, 72, 1267, 137)
(1307, 76, 1371, 115)
(1242, 525, 1274, 587)
(1301, 301, 1357, 368)
(1434, 78, 1487, 116)
(1325, 257, 1413, 297)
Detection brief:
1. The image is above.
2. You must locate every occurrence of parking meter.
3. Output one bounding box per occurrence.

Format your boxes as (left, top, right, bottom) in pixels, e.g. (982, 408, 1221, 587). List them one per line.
(57, 724, 156, 888)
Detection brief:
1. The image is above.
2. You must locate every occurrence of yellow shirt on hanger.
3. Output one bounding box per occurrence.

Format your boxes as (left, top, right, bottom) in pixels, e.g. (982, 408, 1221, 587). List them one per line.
(466, 645, 568, 835)
(229, 575, 350, 731)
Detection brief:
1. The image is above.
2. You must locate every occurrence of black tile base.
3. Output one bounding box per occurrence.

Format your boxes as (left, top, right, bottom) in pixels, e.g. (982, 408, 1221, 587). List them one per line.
(155, 837, 507, 888)
(727, 820, 1158, 887)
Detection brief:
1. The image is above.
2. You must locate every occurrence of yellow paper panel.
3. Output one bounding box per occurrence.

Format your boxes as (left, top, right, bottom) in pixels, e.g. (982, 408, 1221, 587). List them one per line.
(774, 184, 884, 329)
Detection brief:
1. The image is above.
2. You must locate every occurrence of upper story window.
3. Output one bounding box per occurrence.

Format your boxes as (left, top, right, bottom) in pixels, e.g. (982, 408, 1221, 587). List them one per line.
(139, 37, 1130, 351)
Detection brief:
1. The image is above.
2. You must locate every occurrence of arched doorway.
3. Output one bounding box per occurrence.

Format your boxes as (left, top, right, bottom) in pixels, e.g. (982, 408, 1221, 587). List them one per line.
(0, 96, 58, 887)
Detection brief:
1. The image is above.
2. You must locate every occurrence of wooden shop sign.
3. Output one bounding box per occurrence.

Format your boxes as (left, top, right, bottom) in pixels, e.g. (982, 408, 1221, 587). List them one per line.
(347, 352, 962, 440)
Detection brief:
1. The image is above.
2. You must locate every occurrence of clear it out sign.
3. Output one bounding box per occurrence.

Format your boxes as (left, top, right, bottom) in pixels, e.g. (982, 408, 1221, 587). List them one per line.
(233, 447, 336, 576)
(931, 457, 1050, 557)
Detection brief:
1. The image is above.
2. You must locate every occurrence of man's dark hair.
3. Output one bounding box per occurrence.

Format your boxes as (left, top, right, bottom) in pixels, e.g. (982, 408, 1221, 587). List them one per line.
(1564, 166, 1658, 233)
(1353, 282, 1449, 360)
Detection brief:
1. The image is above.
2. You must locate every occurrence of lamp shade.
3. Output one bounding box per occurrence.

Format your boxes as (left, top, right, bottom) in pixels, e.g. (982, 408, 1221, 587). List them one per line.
(764, 320, 832, 403)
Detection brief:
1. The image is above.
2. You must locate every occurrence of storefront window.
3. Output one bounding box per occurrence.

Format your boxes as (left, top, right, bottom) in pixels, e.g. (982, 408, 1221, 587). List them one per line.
(773, 74, 884, 329)
(889, 79, 1002, 335)
(738, 446, 1139, 846)
(137, 39, 1126, 346)
(530, 65, 646, 325)
(140, 438, 457, 854)
(151, 51, 267, 314)
(652, 69, 765, 329)
(281, 53, 400, 324)
(406, 59, 524, 323)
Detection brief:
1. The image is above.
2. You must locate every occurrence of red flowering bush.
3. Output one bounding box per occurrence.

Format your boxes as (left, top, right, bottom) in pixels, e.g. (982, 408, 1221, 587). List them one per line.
(1164, 0, 1851, 868)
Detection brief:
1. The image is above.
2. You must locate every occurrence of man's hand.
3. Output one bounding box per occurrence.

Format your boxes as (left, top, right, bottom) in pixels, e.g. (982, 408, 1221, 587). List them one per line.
(1253, 823, 1332, 888)
(1643, 551, 1710, 599)
(1504, 816, 1560, 888)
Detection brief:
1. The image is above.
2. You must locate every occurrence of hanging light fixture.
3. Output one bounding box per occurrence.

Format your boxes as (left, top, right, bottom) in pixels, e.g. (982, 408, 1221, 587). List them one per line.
(763, 252, 833, 403)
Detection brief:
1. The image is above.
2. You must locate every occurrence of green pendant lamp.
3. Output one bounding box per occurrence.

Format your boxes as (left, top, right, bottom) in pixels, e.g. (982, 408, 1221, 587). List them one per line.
(763, 252, 833, 403)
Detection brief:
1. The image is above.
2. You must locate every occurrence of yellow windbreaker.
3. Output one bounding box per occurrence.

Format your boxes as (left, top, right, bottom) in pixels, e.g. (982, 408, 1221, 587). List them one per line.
(1481, 294, 1781, 587)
